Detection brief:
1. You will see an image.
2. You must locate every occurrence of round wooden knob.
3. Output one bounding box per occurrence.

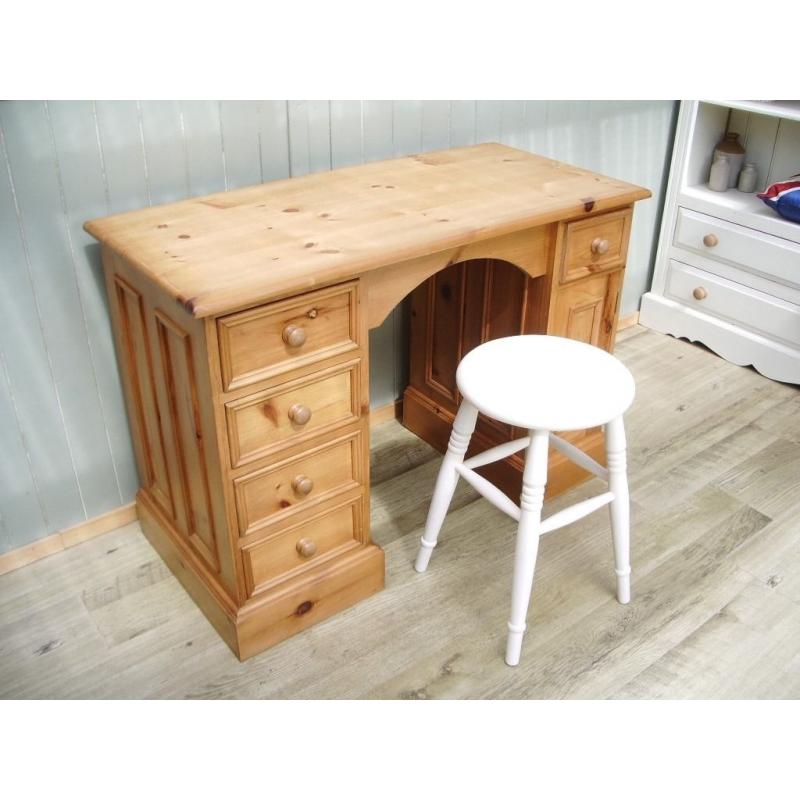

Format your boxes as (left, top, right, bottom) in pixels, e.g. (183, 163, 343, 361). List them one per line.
(292, 474, 314, 496)
(288, 403, 312, 425)
(693, 287, 708, 300)
(702, 233, 718, 248)
(282, 324, 306, 348)
(591, 237, 610, 255)
(296, 538, 317, 558)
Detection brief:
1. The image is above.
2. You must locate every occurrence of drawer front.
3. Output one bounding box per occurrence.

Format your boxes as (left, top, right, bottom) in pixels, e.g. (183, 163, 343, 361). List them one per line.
(234, 430, 363, 536)
(217, 282, 359, 392)
(226, 360, 361, 467)
(242, 497, 363, 596)
(674, 208, 800, 290)
(559, 209, 631, 283)
(666, 259, 800, 346)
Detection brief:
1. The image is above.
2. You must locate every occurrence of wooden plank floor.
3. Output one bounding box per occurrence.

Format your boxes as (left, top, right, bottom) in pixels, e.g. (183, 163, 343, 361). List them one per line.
(2, 326, 799, 699)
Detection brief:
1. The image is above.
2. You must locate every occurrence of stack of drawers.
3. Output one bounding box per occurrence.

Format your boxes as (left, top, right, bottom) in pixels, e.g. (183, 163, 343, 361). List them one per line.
(215, 280, 372, 601)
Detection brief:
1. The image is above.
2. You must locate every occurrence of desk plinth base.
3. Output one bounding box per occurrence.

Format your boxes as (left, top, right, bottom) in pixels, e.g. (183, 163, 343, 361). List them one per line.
(137, 490, 385, 661)
(403, 387, 603, 501)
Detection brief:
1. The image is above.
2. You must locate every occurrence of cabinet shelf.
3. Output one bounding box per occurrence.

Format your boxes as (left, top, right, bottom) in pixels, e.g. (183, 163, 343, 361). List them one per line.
(703, 100, 800, 123)
(681, 183, 800, 245)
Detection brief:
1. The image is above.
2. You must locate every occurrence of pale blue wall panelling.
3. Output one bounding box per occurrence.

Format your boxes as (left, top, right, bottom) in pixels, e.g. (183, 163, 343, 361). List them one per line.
(0, 99, 677, 555)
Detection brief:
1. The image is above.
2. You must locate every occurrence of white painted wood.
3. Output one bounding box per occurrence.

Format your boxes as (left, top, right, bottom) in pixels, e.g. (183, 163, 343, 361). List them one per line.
(505, 429, 549, 666)
(453, 464, 522, 523)
(462, 437, 530, 470)
(538, 491, 614, 536)
(665, 260, 800, 347)
(640, 100, 800, 385)
(605, 416, 631, 604)
(549, 434, 609, 481)
(456, 335, 635, 432)
(417, 335, 635, 667)
(704, 100, 800, 122)
(414, 401, 478, 573)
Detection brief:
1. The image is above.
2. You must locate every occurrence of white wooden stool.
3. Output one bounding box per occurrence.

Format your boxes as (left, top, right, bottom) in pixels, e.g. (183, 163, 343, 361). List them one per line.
(414, 335, 635, 666)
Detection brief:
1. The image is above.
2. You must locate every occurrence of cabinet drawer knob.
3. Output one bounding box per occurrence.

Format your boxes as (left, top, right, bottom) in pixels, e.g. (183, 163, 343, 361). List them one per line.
(288, 403, 312, 425)
(693, 286, 708, 300)
(296, 538, 317, 558)
(282, 324, 307, 348)
(292, 474, 314, 496)
(591, 237, 610, 255)
(703, 233, 718, 248)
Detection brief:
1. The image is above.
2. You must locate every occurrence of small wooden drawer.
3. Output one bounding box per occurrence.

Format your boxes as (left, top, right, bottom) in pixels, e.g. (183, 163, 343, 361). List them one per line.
(233, 430, 363, 536)
(666, 259, 800, 346)
(674, 207, 800, 293)
(226, 360, 361, 468)
(217, 282, 359, 392)
(559, 209, 631, 283)
(242, 497, 364, 596)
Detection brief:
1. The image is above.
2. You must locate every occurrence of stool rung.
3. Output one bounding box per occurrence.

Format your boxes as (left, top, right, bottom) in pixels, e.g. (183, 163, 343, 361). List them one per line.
(454, 463, 521, 522)
(550, 434, 609, 481)
(539, 491, 614, 535)
(463, 436, 531, 470)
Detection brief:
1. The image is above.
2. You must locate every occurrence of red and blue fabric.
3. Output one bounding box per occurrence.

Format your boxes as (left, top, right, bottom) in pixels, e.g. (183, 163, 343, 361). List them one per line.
(758, 175, 800, 223)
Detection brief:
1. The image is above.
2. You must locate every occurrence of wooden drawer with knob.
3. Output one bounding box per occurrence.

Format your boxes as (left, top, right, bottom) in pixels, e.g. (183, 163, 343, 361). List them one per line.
(241, 495, 365, 597)
(665, 259, 800, 346)
(673, 207, 800, 295)
(558, 209, 632, 283)
(217, 281, 359, 392)
(233, 429, 363, 536)
(225, 359, 362, 468)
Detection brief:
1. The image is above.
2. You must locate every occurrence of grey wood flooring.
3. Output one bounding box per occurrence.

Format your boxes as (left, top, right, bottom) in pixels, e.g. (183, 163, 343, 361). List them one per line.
(2, 327, 799, 699)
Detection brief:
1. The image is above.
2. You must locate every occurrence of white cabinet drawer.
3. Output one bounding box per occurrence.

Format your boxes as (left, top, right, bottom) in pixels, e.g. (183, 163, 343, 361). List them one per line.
(666, 259, 800, 346)
(674, 208, 800, 291)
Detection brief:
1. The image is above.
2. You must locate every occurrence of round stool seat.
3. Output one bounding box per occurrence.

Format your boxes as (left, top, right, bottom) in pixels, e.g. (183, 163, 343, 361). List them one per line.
(456, 335, 635, 431)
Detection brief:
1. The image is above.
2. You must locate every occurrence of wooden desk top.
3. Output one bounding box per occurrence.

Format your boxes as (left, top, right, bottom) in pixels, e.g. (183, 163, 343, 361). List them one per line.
(85, 143, 650, 318)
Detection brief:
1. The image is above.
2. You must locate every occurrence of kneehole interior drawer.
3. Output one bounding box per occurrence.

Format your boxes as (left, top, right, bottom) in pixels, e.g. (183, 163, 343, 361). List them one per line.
(242, 497, 363, 596)
(226, 359, 361, 467)
(559, 209, 631, 283)
(234, 429, 363, 536)
(217, 281, 359, 392)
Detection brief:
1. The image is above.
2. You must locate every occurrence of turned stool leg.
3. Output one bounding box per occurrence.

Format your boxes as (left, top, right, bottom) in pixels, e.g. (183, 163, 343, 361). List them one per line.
(505, 429, 549, 666)
(605, 415, 631, 604)
(414, 401, 479, 573)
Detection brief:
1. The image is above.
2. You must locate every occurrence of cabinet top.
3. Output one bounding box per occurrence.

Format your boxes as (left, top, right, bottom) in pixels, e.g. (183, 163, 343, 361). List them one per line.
(85, 143, 650, 318)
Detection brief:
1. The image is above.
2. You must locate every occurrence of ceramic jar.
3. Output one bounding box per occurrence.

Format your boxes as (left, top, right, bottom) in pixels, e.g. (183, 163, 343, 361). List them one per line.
(714, 132, 746, 188)
(709, 153, 731, 192)
(737, 162, 758, 193)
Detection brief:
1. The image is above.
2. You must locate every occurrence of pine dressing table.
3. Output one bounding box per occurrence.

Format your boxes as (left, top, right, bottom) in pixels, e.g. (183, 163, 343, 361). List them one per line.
(85, 143, 650, 660)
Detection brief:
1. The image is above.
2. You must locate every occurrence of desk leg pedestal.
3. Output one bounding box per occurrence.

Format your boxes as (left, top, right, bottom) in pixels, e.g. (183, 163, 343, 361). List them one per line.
(137, 490, 385, 661)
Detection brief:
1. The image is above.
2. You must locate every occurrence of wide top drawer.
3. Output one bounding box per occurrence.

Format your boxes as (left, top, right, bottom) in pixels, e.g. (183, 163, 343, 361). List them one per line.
(217, 282, 359, 391)
(674, 208, 800, 290)
(558, 208, 632, 283)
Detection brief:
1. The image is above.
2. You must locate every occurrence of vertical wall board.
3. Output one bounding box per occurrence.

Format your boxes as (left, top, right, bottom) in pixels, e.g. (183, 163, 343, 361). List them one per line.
(257, 101, 291, 183)
(287, 100, 332, 177)
(0, 103, 88, 531)
(449, 101, 477, 148)
(0, 352, 48, 550)
(330, 101, 364, 168)
(392, 101, 422, 156)
(48, 101, 138, 504)
(421, 101, 451, 152)
(476, 100, 503, 142)
(179, 101, 227, 196)
(94, 101, 151, 213)
(769, 119, 800, 186)
(742, 113, 779, 192)
(499, 101, 527, 150)
(138, 101, 188, 204)
(1, 101, 121, 519)
(361, 101, 394, 162)
(220, 101, 263, 190)
(522, 101, 548, 157)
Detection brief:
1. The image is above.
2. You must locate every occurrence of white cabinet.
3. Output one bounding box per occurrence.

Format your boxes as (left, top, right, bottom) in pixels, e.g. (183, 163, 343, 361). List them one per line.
(640, 100, 800, 384)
